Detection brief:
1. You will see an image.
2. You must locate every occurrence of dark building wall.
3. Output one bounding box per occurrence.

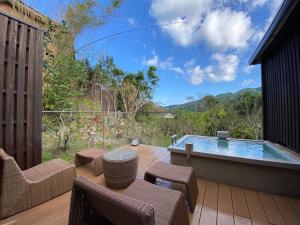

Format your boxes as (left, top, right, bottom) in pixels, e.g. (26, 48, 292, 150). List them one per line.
(261, 3, 300, 153)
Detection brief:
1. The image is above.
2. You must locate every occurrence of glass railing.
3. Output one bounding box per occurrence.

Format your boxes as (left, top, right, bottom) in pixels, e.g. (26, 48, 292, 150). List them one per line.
(42, 111, 183, 162)
(42, 110, 262, 162)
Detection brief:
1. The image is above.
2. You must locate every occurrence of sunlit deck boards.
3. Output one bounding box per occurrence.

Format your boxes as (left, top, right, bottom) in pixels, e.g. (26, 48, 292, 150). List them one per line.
(0, 144, 300, 225)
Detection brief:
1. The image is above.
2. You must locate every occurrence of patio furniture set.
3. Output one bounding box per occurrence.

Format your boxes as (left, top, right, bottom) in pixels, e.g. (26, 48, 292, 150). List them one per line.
(0, 147, 198, 225)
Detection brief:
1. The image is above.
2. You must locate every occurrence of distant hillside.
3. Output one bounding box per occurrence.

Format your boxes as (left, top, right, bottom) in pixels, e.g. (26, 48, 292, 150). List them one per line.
(165, 87, 261, 111)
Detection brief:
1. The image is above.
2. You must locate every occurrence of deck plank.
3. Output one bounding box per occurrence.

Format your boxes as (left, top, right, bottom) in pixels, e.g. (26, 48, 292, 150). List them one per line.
(234, 215, 252, 225)
(52, 215, 68, 225)
(197, 178, 207, 205)
(258, 192, 287, 225)
(191, 206, 202, 225)
(203, 181, 218, 209)
(199, 206, 217, 225)
(217, 183, 234, 225)
(231, 186, 251, 219)
(0, 192, 71, 225)
(192, 178, 208, 225)
(244, 189, 269, 225)
(273, 195, 300, 225)
(288, 198, 300, 217)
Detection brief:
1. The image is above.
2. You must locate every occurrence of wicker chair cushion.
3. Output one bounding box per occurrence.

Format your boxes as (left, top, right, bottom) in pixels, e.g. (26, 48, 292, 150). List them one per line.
(23, 159, 73, 182)
(124, 179, 188, 225)
(69, 177, 155, 225)
(146, 161, 193, 183)
(144, 161, 198, 213)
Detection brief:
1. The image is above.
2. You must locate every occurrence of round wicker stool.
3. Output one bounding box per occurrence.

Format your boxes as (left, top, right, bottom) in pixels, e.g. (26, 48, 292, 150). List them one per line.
(103, 149, 138, 189)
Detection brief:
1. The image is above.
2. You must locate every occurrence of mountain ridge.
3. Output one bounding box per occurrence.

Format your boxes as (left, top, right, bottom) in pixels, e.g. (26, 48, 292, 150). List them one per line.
(165, 87, 261, 111)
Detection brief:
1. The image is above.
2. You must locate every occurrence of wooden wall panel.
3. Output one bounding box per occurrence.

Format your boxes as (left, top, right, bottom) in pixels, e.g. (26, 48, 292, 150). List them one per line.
(0, 12, 43, 169)
(0, 15, 8, 148)
(261, 12, 300, 153)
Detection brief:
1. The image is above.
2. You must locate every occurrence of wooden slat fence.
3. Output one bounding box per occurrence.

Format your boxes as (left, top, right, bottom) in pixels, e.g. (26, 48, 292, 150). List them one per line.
(0, 11, 43, 169)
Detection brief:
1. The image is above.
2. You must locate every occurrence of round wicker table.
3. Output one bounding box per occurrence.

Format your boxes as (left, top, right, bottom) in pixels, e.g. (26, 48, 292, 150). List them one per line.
(103, 149, 138, 189)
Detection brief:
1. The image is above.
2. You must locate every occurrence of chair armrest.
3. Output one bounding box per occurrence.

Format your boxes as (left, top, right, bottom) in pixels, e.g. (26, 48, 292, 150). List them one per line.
(69, 177, 155, 225)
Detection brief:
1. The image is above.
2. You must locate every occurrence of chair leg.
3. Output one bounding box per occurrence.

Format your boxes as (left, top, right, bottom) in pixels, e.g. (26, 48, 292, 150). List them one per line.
(185, 172, 198, 213)
(93, 157, 103, 176)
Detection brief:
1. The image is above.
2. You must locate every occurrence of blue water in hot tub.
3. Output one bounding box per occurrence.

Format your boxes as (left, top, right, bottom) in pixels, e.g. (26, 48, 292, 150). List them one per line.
(175, 136, 297, 162)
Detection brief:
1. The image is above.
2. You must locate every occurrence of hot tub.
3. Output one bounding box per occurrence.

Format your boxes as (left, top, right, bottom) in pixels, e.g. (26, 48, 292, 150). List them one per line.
(168, 135, 300, 197)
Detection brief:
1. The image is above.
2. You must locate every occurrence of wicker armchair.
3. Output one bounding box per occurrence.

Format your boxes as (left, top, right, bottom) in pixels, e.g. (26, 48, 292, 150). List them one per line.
(0, 149, 76, 219)
(68, 177, 190, 225)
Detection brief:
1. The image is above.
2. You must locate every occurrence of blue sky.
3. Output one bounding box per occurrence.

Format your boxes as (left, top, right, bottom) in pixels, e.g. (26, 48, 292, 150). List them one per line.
(24, 0, 283, 105)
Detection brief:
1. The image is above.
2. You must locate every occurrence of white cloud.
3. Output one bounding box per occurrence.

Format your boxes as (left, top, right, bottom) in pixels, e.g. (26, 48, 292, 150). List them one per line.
(242, 79, 256, 86)
(185, 53, 239, 85)
(243, 64, 255, 74)
(143, 52, 183, 74)
(201, 8, 253, 50)
(150, 0, 213, 23)
(251, 0, 268, 7)
(143, 52, 159, 67)
(239, 0, 268, 8)
(160, 57, 173, 70)
(184, 59, 197, 68)
(253, 0, 284, 42)
(127, 17, 136, 26)
(187, 65, 204, 85)
(150, 0, 213, 46)
(150, 0, 254, 49)
(206, 53, 239, 82)
(172, 67, 184, 74)
(143, 52, 239, 85)
(269, 0, 284, 16)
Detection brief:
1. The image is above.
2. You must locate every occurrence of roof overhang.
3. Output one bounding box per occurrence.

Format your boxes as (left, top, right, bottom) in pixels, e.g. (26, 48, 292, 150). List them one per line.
(249, 0, 299, 65)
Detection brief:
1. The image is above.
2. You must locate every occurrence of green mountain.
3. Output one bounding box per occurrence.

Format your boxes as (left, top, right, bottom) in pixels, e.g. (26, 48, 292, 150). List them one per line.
(165, 87, 261, 111)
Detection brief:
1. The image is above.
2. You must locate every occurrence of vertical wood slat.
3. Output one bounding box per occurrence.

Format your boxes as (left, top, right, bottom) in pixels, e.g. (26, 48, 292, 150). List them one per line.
(16, 24, 27, 169)
(33, 29, 43, 166)
(26, 27, 37, 168)
(287, 38, 296, 149)
(290, 33, 300, 149)
(0, 15, 8, 147)
(294, 29, 300, 149)
(5, 20, 18, 156)
(0, 11, 43, 169)
(278, 45, 285, 146)
(284, 41, 292, 149)
(294, 28, 300, 150)
(261, 5, 300, 153)
(264, 60, 270, 140)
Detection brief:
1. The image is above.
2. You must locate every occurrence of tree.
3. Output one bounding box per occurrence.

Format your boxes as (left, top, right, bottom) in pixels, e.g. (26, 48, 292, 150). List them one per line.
(197, 95, 220, 112)
(234, 92, 262, 121)
(119, 81, 148, 119)
(185, 96, 195, 102)
(118, 66, 159, 118)
(43, 56, 88, 110)
(43, 0, 122, 111)
(63, 0, 122, 52)
(86, 56, 117, 111)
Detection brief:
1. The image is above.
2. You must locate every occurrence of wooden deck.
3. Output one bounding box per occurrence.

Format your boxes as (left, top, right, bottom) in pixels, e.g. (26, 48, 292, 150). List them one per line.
(1, 145, 300, 225)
